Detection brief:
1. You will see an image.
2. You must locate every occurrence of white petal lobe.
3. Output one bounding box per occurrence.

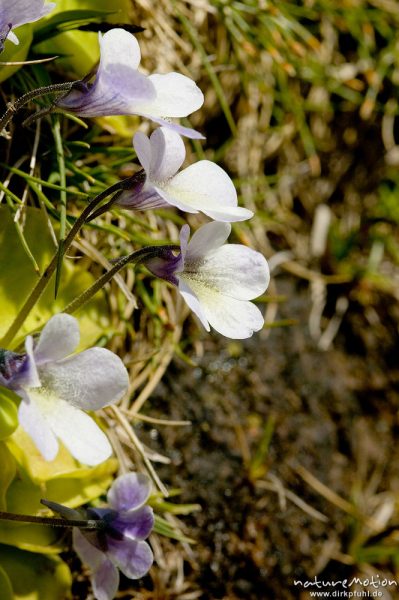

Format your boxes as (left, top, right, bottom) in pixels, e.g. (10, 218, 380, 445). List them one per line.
(34, 314, 79, 364)
(18, 393, 59, 461)
(142, 73, 204, 117)
(178, 280, 210, 331)
(185, 222, 231, 259)
(149, 127, 186, 182)
(44, 399, 112, 466)
(188, 245, 270, 300)
(41, 347, 129, 410)
(182, 282, 264, 339)
(133, 132, 152, 174)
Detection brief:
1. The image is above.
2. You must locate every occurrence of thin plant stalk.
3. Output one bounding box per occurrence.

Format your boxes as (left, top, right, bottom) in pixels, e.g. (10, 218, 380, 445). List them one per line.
(52, 115, 67, 298)
(0, 183, 126, 348)
(0, 82, 74, 133)
(0, 510, 104, 530)
(63, 245, 179, 316)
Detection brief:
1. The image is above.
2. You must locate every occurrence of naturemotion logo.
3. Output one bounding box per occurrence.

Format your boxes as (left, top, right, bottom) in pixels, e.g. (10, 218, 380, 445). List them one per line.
(293, 575, 397, 598)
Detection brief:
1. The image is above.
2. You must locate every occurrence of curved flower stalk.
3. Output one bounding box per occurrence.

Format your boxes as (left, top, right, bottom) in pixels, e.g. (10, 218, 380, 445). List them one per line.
(116, 127, 253, 222)
(0, 0, 55, 52)
(144, 222, 270, 339)
(43, 472, 154, 600)
(0, 313, 129, 465)
(57, 28, 204, 139)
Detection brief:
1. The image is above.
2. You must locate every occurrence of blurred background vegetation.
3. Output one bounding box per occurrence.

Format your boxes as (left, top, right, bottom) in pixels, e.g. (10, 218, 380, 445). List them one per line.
(1, 0, 399, 598)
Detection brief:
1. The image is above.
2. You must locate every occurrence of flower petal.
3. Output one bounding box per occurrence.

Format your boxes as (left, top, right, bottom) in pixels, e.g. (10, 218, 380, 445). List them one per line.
(93, 558, 119, 600)
(40, 396, 112, 466)
(73, 528, 106, 571)
(107, 538, 153, 579)
(133, 131, 152, 174)
(33, 313, 80, 364)
(41, 347, 129, 410)
(148, 127, 186, 182)
(187, 245, 270, 301)
(5, 30, 18, 45)
(158, 161, 252, 222)
(99, 28, 141, 72)
(9, 337, 40, 389)
(107, 472, 152, 511)
(144, 116, 205, 139)
(58, 29, 155, 117)
(203, 206, 254, 222)
(178, 279, 210, 331)
(179, 224, 190, 260)
(18, 391, 59, 461)
(179, 281, 265, 338)
(184, 221, 231, 260)
(94, 29, 155, 107)
(116, 186, 168, 210)
(2, 0, 55, 30)
(142, 72, 204, 118)
(111, 506, 154, 541)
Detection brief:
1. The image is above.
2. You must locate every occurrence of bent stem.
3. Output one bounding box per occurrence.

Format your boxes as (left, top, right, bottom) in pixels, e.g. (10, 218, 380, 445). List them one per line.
(63, 245, 180, 316)
(0, 182, 127, 348)
(0, 510, 104, 530)
(87, 169, 146, 222)
(0, 82, 74, 133)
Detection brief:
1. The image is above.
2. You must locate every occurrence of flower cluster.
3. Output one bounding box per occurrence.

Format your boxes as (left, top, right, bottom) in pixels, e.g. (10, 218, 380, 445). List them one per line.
(53, 27, 269, 339)
(0, 8, 271, 600)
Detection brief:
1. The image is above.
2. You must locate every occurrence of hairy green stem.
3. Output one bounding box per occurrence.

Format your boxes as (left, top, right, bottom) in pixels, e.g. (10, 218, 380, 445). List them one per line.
(0, 181, 127, 348)
(0, 510, 103, 530)
(0, 82, 74, 133)
(64, 245, 180, 316)
(52, 115, 67, 298)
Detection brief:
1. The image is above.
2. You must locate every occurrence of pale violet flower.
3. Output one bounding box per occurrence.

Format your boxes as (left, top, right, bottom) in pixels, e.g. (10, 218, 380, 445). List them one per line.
(144, 222, 270, 339)
(0, 0, 55, 52)
(43, 472, 154, 600)
(57, 28, 204, 139)
(0, 313, 129, 466)
(116, 127, 253, 222)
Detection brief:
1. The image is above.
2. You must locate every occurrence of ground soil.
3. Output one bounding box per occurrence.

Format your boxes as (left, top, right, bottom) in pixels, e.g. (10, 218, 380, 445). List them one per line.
(135, 276, 399, 600)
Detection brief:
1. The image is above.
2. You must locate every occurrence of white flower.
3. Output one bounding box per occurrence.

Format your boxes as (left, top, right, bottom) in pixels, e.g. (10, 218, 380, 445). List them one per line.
(0, 0, 55, 51)
(145, 222, 270, 339)
(3, 314, 129, 466)
(57, 29, 204, 139)
(116, 127, 253, 222)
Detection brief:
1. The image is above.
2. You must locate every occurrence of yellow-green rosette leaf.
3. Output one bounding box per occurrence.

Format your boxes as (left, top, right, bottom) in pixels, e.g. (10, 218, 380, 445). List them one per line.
(0, 206, 109, 350)
(0, 25, 33, 83)
(0, 389, 19, 441)
(0, 545, 72, 600)
(0, 443, 16, 510)
(0, 565, 13, 600)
